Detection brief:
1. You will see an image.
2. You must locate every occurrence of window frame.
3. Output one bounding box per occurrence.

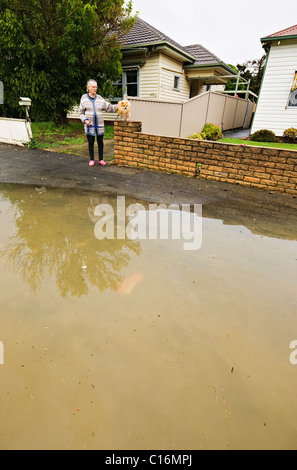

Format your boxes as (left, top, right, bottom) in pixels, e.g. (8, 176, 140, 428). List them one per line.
(111, 67, 140, 102)
(125, 68, 139, 97)
(173, 75, 181, 92)
(287, 71, 297, 108)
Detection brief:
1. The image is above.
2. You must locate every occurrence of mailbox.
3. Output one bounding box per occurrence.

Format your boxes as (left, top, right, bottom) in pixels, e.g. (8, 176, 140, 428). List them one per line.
(19, 97, 32, 107)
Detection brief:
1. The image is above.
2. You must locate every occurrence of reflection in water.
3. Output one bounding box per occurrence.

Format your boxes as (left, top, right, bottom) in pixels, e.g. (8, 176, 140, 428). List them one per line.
(0, 184, 297, 450)
(0, 186, 141, 297)
(118, 273, 143, 295)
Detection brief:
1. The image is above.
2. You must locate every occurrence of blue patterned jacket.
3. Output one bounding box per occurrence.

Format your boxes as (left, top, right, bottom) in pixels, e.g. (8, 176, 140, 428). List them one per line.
(79, 94, 118, 136)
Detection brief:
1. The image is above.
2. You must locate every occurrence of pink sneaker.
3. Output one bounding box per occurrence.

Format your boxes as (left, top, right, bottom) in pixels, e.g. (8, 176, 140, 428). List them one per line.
(89, 160, 95, 167)
(99, 160, 107, 166)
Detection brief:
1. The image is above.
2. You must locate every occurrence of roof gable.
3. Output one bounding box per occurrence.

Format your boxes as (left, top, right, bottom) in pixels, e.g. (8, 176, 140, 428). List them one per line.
(120, 18, 234, 75)
(122, 18, 187, 52)
(121, 18, 223, 65)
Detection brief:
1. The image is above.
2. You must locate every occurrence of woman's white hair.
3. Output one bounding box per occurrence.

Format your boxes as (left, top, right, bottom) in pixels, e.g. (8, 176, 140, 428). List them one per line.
(87, 79, 97, 90)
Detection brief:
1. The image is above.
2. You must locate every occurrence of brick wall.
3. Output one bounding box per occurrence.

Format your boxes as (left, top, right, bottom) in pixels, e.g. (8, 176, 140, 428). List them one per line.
(114, 121, 297, 195)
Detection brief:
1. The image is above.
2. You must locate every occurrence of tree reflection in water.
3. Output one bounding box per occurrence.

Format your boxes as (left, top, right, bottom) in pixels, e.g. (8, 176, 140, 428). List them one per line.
(0, 186, 141, 297)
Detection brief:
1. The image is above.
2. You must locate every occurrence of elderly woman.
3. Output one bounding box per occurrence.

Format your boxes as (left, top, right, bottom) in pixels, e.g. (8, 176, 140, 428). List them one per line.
(79, 79, 118, 167)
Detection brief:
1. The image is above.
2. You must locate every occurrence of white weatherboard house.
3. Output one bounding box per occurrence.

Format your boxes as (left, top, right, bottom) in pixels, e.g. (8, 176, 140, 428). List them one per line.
(68, 18, 236, 121)
(252, 24, 297, 136)
(115, 18, 235, 102)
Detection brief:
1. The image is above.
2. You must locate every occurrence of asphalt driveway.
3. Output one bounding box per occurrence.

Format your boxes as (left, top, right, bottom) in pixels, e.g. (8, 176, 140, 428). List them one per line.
(0, 143, 296, 240)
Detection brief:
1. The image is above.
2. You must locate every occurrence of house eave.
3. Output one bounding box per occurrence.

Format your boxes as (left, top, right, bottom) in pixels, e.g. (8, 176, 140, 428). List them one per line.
(184, 62, 236, 76)
(261, 34, 297, 44)
(122, 41, 195, 63)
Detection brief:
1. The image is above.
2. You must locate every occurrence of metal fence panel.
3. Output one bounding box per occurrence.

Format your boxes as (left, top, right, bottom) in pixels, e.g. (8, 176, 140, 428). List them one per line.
(222, 97, 239, 130)
(179, 93, 209, 138)
(129, 97, 183, 137)
(233, 99, 249, 129)
(67, 92, 254, 138)
(206, 93, 227, 128)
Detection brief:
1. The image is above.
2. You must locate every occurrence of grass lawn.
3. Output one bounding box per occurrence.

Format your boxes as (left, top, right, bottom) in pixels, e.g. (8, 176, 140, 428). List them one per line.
(219, 137, 297, 151)
(29, 121, 115, 161)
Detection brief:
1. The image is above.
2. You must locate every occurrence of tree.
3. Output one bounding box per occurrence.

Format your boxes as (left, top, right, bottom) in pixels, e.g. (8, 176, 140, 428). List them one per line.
(237, 54, 267, 97)
(0, 0, 136, 122)
(225, 55, 267, 100)
(225, 64, 245, 93)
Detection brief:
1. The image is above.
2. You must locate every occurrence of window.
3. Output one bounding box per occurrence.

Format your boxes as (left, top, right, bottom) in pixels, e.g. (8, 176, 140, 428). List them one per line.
(112, 68, 139, 102)
(126, 69, 138, 97)
(113, 78, 124, 102)
(173, 75, 181, 91)
(288, 71, 297, 107)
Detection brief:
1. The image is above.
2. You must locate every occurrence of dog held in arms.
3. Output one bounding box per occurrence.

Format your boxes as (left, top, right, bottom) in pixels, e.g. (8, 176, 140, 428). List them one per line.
(118, 100, 131, 121)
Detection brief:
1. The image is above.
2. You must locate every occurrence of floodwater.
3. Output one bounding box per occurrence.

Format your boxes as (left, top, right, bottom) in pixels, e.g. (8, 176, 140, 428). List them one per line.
(0, 183, 296, 450)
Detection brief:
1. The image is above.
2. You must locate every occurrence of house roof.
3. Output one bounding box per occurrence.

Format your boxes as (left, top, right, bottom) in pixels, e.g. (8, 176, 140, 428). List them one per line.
(122, 18, 189, 55)
(121, 18, 230, 69)
(262, 24, 297, 42)
(183, 44, 222, 65)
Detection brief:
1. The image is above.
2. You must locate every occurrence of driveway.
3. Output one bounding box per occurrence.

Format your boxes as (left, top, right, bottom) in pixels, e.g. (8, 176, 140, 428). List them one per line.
(0, 142, 296, 241)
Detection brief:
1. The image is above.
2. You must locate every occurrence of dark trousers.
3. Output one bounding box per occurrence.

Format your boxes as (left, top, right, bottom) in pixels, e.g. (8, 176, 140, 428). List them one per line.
(87, 134, 104, 161)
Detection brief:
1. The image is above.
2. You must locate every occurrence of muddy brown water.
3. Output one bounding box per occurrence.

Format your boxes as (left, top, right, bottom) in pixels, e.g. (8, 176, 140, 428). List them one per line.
(0, 184, 296, 450)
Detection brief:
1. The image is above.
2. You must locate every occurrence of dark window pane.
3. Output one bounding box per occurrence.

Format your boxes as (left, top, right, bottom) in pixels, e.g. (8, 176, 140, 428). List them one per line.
(126, 70, 138, 83)
(288, 90, 297, 107)
(127, 83, 138, 97)
(174, 76, 180, 90)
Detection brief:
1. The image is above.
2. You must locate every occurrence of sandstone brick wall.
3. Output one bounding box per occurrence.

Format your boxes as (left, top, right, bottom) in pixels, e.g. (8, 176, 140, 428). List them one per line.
(114, 121, 297, 195)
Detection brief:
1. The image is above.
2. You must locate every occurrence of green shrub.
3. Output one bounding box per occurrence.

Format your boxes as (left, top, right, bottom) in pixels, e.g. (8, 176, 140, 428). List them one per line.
(283, 127, 297, 143)
(202, 123, 222, 141)
(189, 132, 206, 140)
(189, 123, 222, 141)
(250, 129, 276, 142)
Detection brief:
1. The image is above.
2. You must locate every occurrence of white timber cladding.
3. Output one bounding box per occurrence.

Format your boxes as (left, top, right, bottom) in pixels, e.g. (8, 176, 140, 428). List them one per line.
(139, 52, 160, 99)
(252, 41, 297, 136)
(209, 84, 225, 93)
(159, 53, 190, 101)
(199, 84, 225, 93)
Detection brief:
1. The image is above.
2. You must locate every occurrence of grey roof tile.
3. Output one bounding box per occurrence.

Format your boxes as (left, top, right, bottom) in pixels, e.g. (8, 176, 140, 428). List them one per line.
(121, 18, 222, 65)
(122, 18, 187, 52)
(183, 44, 222, 64)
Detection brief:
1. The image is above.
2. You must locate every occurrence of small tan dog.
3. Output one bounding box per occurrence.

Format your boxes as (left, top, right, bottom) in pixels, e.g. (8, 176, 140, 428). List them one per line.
(118, 100, 131, 121)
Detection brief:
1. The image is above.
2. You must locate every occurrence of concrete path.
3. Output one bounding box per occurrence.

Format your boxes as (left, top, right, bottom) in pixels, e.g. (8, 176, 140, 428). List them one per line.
(223, 129, 250, 139)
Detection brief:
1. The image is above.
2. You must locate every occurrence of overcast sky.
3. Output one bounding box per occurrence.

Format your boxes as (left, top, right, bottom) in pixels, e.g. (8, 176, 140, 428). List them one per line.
(131, 0, 295, 65)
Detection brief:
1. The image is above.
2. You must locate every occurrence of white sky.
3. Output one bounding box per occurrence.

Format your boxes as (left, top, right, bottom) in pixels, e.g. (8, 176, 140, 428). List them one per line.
(131, 0, 296, 65)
